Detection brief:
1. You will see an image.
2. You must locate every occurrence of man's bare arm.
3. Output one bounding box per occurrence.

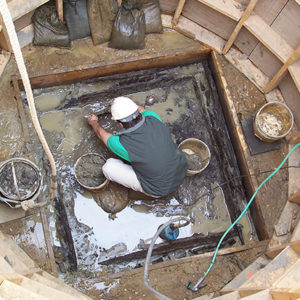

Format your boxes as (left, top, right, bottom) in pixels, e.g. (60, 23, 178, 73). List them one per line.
(88, 114, 112, 146)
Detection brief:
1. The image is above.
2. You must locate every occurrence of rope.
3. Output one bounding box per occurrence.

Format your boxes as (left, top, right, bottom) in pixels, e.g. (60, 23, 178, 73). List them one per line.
(0, 0, 57, 202)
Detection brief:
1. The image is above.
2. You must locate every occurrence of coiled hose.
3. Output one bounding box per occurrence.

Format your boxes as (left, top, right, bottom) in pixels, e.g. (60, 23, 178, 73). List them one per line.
(0, 0, 57, 203)
(188, 142, 300, 291)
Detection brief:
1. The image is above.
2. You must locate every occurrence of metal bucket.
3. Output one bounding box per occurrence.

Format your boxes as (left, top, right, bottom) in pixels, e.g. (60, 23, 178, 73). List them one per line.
(253, 102, 294, 142)
(0, 158, 43, 203)
(74, 153, 109, 190)
(179, 138, 211, 176)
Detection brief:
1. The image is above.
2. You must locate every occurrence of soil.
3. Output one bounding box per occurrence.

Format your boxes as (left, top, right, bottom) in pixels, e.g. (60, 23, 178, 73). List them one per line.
(75, 153, 106, 188)
(182, 149, 203, 171)
(0, 160, 39, 200)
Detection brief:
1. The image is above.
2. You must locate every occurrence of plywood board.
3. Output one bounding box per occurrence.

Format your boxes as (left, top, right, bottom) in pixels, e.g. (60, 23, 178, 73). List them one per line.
(244, 14, 294, 63)
(161, 13, 173, 28)
(235, 0, 288, 56)
(234, 27, 259, 56)
(224, 47, 269, 92)
(14, 11, 34, 31)
(8, 0, 49, 21)
(249, 43, 282, 78)
(175, 16, 226, 53)
(159, 0, 178, 13)
(254, 0, 288, 25)
(196, 0, 244, 21)
(182, 0, 236, 40)
(279, 73, 300, 128)
(271, 0, 300, 49)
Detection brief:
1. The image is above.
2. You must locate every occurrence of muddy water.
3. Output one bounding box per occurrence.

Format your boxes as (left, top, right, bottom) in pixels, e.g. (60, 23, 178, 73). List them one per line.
(22, 61, 254, 274)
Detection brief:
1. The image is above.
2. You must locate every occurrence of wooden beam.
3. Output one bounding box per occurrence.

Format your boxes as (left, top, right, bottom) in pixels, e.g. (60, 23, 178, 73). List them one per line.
(172, 0, 186, 26)
(18, 48, 210, 89)
(266, 240, 300, 259)
(56, 0, 63, 21)
(289, 191, 300, 205)
(264, 45, 300, 93)
(222, 0, 258, 54)
(0, 15, 13, 52)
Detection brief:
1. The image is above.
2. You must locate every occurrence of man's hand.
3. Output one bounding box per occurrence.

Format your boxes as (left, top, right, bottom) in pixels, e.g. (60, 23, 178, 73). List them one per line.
(88, 114, 98, 126)
(138, 105, 145, 113)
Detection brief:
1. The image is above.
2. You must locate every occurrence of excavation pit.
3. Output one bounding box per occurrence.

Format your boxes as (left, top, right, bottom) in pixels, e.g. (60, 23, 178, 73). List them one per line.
(22, 58, 258, 277)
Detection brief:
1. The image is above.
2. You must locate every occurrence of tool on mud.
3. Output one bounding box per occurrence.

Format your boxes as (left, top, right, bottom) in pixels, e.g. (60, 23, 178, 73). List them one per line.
(158, 219, 190, 241)
(144, 217, 191, 300)
(187, 142, 300, 292)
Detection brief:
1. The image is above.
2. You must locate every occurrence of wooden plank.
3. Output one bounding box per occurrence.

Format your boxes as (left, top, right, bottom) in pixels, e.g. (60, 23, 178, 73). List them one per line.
(279, 74, 300, 128)
(172, 0, 186, 26)
(18, 48, 210, 89)
(265, 46, 300, 93)
(291, 219, 300, 243)
(222, 0, 258, 54)
(211, 51, 270, 240)
(0, 280, 49, 300)
(196, 0, 244, 21)
(233, 27, 259, 56)
(271, 0, 300, 50)
(183, 0, 237, 40)
(56, 0, 63, 21)
(224, 47, 269, 92)
(8, 0, 49, 21)
(161, 13, 173, 28)
(159, 0, 178, 13)
(98, 240, 269, 281)
(289, 191, 300, 205)
(175, 16, 226, 53)
(0, 15, 13, 52)
(253, 0, 288, 25)
(14, 11, 34, 31)
(270, 288, 300, 300)
(244, 14, 294, 63)
(273, 259, 300, 289)
(249, 43, 282, 79)
(266, 240, 300, 259)
(17, 24, 34, 48)
(0, 50, 10, 78)
(288, 61, 300, 94)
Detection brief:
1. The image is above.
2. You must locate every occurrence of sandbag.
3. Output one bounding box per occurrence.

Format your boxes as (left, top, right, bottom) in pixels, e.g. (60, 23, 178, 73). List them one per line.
(64, 0, 91, 40)
(109, 0, 145, 50)
(32, 3, 70, 48)
(142, 0, 162, 33)
(87, 0, 118, 45)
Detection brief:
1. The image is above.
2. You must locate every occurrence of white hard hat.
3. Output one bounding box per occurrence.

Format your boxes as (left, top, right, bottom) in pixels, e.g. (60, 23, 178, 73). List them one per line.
(111, 96, 139, 121)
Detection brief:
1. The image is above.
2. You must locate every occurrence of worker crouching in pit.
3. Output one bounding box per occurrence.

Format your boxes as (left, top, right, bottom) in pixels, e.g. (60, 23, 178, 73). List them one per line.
(87, 96, 187, 198)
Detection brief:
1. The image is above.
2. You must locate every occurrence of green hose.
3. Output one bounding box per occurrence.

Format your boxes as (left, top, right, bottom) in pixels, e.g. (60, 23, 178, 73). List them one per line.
(189, 142, 300, 290)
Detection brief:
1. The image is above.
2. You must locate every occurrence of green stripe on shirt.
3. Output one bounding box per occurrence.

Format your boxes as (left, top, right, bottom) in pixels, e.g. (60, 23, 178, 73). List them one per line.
(107, 110, 161, 161)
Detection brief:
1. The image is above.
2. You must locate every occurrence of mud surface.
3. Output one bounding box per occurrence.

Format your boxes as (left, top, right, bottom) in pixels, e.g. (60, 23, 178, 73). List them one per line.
(75, 154, 106, 188)
(0, 160, 39, 200)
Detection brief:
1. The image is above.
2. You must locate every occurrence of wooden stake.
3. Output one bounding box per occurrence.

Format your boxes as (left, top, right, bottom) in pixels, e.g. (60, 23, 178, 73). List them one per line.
(222, 0, 258, 55)
(56, 0, 63, 21)
(265, 45, 300, 93)
(172, 0, 186, 26)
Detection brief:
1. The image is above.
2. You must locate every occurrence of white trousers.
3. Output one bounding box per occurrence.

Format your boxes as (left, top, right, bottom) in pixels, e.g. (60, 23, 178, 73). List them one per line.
(102, 158, 146, 193)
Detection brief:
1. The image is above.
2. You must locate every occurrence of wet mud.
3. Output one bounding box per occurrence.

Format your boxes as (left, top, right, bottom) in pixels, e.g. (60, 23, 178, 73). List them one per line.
(22, 60, 254, 276)
(75, 154, 106, 188)
(0, 160, 39, 200)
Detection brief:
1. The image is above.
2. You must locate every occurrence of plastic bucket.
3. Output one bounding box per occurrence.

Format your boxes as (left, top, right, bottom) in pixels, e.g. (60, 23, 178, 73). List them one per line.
(74, 153, 109, 190)
(253, 102, 294, 142)
(179, 138, 211, 176)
